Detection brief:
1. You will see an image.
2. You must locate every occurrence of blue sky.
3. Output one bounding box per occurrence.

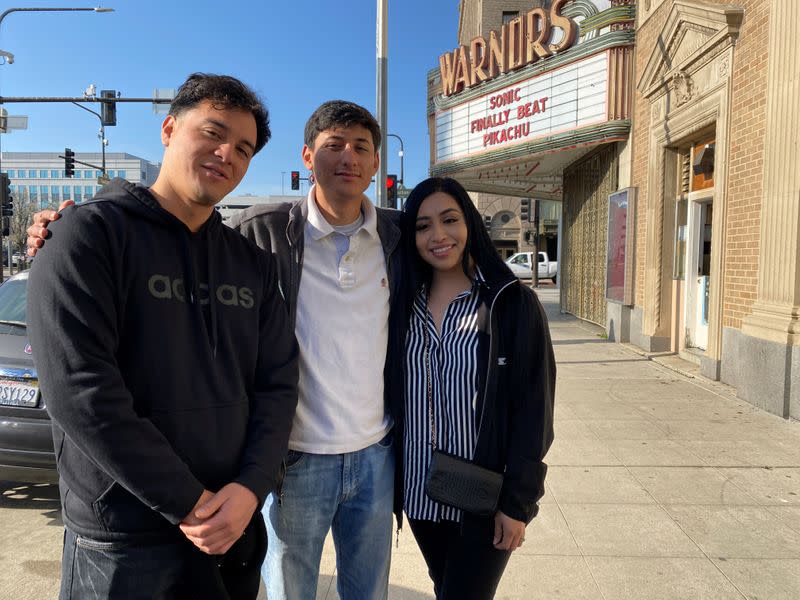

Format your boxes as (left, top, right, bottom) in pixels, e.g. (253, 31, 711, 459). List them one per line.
(0, 0, 460, 197)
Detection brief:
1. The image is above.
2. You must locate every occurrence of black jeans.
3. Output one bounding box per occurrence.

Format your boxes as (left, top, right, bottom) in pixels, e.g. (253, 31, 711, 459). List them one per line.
(408, 518, 511, 600)
(59, 515, 266, 600)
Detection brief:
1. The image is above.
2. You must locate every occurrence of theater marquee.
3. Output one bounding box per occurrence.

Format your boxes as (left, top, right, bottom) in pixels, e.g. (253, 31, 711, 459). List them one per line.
(435, 51, 608, 163)
(427, 1, 636, 198)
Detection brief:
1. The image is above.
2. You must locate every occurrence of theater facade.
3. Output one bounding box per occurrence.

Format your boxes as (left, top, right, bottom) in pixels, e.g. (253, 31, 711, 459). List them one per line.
(428, 0, 800, 418)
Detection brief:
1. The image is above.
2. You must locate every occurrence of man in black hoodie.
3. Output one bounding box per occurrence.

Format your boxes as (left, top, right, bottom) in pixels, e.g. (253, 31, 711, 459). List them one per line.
(25, 74, 298, 600)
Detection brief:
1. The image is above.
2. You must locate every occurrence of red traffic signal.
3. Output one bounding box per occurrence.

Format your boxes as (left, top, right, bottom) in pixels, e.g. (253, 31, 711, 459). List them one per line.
(386, 174, 398, 205)
(291, 170, 300, 190)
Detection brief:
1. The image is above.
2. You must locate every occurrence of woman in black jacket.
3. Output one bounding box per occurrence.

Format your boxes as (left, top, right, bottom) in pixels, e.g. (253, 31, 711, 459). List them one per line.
(398, 177, 556, 600)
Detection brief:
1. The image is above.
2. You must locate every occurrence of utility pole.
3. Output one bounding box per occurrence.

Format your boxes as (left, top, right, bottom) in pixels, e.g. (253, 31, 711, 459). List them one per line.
(376, 0, 388, 207)
(532, 199, 541, 288)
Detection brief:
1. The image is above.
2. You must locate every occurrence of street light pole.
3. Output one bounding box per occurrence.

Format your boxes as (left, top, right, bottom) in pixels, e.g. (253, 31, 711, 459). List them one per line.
(0, 5, 113, 281)
(376, 0, 388, 208)
(0, 6, 113, 34)
(387, 133, 404, 186)
(70, 101, 107, 175)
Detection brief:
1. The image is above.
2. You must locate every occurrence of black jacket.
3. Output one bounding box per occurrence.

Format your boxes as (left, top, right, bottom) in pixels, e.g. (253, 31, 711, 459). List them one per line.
(228, 199, 405, 523)
(27, 179, 299, 542)
(388, 272, 556, 538)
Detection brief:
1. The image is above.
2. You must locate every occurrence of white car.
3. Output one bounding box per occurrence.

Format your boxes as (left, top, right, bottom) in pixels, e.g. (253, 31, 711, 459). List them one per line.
(506, 251, 558, 283)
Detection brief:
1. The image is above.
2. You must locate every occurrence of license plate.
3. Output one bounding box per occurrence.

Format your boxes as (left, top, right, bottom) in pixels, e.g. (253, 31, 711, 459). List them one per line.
(0, 379, 39, 408)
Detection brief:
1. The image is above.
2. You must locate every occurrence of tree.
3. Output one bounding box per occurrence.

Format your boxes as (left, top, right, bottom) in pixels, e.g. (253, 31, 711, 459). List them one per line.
(7, 189, 46, 271)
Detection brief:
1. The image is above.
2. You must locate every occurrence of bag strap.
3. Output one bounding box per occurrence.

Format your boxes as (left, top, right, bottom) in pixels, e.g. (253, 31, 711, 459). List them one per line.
(423, 294, 438, 451)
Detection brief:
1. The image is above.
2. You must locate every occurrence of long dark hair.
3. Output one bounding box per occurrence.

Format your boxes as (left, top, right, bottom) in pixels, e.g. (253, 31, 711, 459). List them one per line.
(402, 177, 514, 303)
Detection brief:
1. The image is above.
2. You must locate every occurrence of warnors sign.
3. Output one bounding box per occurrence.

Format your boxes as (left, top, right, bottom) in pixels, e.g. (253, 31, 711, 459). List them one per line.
(439, 0, 577, 97)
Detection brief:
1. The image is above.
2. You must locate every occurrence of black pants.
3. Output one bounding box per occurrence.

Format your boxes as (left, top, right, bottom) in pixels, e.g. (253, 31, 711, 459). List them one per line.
(408, 518, 511, 600)
(59, 514, 266, 600)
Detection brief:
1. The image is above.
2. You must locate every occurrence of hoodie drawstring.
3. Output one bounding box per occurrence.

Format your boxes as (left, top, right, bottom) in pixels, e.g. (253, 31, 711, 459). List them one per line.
(207, 230, 219, 359)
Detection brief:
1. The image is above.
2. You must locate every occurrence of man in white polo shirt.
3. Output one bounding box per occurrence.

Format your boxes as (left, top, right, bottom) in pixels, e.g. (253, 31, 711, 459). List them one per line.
(230, 101, 403, 600)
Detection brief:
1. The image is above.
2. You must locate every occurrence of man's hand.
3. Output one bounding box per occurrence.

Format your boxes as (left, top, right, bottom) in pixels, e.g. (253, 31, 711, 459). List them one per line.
(183, 489, 215, 526)
(493, 511, 527, 551)
(26, 200, 73, 257)
(179, 482, 258, 555)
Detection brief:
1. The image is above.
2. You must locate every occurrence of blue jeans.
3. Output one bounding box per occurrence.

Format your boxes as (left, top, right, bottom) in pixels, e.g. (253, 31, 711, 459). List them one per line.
(262, 432, 395, 600)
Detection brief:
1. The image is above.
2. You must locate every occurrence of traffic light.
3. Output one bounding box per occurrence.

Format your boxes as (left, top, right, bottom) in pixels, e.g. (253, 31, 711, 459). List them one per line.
(387, 174, 398, 206)
(290, 171, 300, 191)
(64, 148, 75, 178)
(100, 90, 117, 126)
(484, 214, 492, 229)
(0, 173, 12, 219)
(520, 198, 531, 222)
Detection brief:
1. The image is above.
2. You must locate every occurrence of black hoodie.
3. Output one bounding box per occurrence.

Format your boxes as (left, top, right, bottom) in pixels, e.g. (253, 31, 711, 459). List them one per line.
(26, 179, 299, 542)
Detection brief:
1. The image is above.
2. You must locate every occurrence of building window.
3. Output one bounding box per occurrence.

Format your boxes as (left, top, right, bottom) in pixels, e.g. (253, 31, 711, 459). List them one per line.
(74, 170, 82, 179)
(39, 170, 48, 178)
(50, 170, 59, 178)
(502, 11, 519, 24)
(108, 170, 115, 177)
(7, 170, 15, 178)
(28, 170, 37, 178)
(62, 186, 71, 198)
(118, 170, 127, 180)
(29, 185, 38, 199)
(16, 170, 25, 179)
(73, 186, 82, 201)
(691, 138, 715, 192)
(84, 186, 93, 197)
(84, 170, 92, 178)
(61, 170, 66, 178)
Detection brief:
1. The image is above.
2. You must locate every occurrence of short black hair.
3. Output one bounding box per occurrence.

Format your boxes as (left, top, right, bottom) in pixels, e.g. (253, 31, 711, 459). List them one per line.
(169, 73, 271, 154)
(304, 101, 381, 150)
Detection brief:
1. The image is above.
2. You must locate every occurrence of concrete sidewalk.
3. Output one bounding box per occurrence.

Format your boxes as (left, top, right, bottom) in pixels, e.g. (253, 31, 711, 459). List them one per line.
(318, 287, 800, 600)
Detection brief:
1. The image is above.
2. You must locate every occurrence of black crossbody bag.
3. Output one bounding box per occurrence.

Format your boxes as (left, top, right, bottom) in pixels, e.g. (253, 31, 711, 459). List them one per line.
(422, 302, 503, 517)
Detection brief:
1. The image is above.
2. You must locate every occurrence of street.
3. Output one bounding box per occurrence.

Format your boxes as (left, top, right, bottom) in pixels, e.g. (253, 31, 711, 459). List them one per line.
(2, 287, 799, 599)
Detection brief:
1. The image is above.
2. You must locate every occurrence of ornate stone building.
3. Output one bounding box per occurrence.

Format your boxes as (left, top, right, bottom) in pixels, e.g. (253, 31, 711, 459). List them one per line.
(426, 0, 800, 418)
(626, 0, 800, 418)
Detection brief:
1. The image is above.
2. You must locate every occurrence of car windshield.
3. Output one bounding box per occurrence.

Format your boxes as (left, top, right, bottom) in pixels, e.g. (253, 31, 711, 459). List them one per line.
(0, 278, 28, 324)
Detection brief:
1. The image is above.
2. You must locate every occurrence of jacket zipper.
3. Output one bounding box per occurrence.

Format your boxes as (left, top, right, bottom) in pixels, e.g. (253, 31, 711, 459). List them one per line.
(474, 279, 516, 446)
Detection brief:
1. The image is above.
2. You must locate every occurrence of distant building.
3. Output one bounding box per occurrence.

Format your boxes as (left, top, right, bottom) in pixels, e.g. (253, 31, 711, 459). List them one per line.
(0, 152, 160, 207)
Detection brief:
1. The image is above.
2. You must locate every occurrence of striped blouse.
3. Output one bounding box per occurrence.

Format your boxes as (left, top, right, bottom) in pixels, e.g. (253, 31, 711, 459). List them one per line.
(403, 272, 488, 522)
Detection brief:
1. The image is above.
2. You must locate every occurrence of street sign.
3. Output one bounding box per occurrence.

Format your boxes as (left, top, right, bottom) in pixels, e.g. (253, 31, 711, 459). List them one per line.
(397, 185, 411, 199)
(97, 175, 111, 185)
(0, 109, 29, 133)
(152, 88, 176, 114)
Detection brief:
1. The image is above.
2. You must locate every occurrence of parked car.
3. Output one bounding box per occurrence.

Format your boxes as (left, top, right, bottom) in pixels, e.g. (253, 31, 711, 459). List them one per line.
(506, 251, 558, 283)
(0, 271, 56, 483)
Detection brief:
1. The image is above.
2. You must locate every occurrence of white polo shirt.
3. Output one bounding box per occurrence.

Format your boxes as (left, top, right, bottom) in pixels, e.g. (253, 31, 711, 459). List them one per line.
(289, 187, 392, 453)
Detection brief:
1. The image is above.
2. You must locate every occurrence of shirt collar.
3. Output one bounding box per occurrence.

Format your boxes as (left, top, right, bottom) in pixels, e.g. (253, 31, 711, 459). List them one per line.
(417, 266, 487, 306)
(306, 185, 379, 242)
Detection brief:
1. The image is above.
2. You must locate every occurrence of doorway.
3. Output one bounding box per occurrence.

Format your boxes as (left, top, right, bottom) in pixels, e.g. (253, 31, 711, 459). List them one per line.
(685, 199, 712, 350)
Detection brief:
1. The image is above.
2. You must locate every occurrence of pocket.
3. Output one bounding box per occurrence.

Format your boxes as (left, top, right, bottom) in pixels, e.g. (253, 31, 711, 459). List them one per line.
(284, 450, 305, 471)
(75, 535, 131, 552)
(376, 430, 394, 448)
